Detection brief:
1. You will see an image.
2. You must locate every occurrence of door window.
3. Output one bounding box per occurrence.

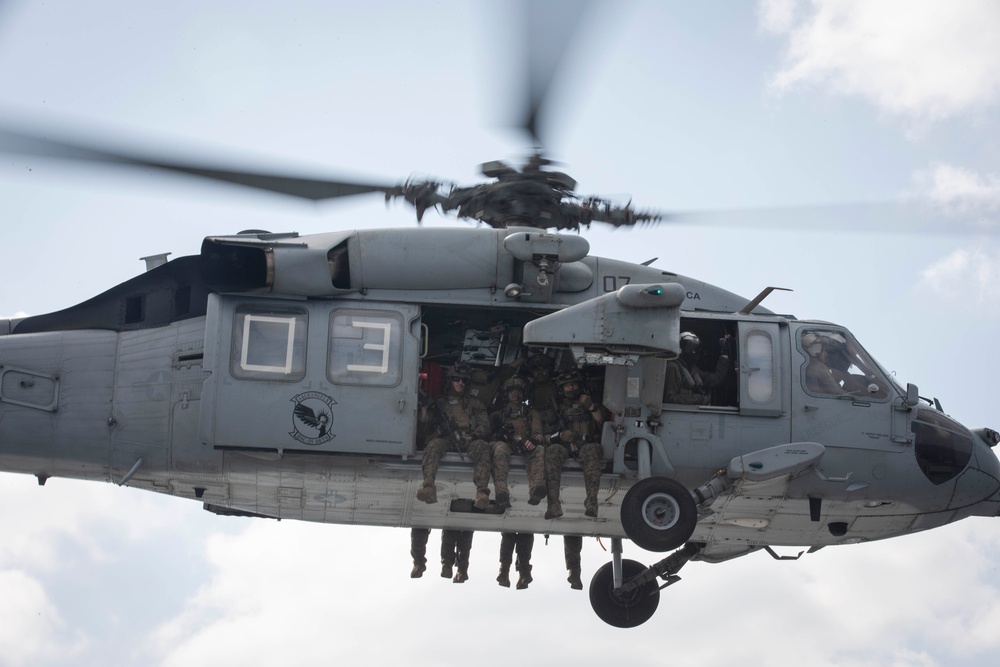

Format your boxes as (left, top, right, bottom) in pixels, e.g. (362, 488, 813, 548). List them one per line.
(230, 306, 307, 381)
(328, 309, 404, 387)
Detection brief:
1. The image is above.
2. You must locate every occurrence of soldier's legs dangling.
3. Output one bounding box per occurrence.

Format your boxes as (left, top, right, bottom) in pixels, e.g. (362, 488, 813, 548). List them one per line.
(453, 530, 474, 583)
(578, 442, 603, 518)
(497, 532, 516, 587)
(440, 529, 458, 578)
(492, 441, 512, 509)
(525, 446, 547, 505)
(410, 528, 430, 578)
(417, 438, 449, 503)
(544, 443, 569, 519)
(514, 533, 535, 590)
(564, 535, 583, 590)
(469, 439, 493, 510)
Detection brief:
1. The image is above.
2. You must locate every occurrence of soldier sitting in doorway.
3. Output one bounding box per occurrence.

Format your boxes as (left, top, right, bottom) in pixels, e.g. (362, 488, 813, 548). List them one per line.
(416, 362, 493, 509)
(536, 369, 605, 519)
(489, 376, 547, 509)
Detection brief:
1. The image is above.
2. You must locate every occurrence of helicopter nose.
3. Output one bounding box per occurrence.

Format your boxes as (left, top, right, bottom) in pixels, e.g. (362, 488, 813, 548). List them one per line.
(961, 434, 1000, 517)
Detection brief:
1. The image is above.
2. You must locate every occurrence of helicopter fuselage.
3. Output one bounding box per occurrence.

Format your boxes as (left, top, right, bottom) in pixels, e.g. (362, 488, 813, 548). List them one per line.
(1, 227, 997, 562)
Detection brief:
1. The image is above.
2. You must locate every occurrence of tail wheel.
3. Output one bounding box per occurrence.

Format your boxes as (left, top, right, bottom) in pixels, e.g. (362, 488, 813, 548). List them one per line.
(589, 559, 659, 628)
(620, 476, 697, 552)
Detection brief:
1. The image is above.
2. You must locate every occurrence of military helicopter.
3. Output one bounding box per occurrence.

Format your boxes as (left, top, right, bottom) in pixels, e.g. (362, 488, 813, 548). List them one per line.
(2, 5, 999, 631)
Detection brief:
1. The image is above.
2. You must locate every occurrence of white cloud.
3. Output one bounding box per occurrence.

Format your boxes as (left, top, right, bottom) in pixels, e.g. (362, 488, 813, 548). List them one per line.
(903, 163, 1000, 234)
(919, 245, 1000, 307)
(0, 570, 82, 666)
(923, 163, 1000, 215)
(762, 0, 1000, 122)
(0, 475, 196, 573)
(138, 517, 1000, 667)
(757, 0, 800, 34)
(909, 165, 1000, 308)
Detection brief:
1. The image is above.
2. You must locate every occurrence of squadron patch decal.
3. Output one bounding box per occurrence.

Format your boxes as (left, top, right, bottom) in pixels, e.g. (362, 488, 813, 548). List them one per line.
(289, 391, 337, 445)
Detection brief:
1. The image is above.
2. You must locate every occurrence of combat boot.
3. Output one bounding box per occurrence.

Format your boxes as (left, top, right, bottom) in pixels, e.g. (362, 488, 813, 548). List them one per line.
(410, 562, 426, 578)
(544, 484, 562, 519)
(567, 568, 583, 590)
(416, 481, 437, 504)
(584, 495, 599, 518)
(474, 487, 491, 510)
(528, 483, 546, 505)
(516, 564, 533, 590)
(495, 487, 511, 510)
(441, 562, 453, 579)
(453, 567, 469, 584)
(497, 563, 511, 588)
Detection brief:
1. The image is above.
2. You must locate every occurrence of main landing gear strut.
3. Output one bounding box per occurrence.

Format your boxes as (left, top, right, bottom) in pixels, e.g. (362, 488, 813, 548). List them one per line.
(588, 538, 702, 628)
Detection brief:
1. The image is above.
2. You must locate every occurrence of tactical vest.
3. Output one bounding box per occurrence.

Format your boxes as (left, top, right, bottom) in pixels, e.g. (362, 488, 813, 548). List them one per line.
(529, 380, 560, 433)
(445, 399, 471, 431)
(501, 404, 532, 439)
(559, 397, 595, 441)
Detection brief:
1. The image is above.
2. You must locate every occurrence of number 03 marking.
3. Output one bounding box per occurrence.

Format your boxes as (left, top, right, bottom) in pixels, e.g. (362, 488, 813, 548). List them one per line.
(346, 320, 391, 374)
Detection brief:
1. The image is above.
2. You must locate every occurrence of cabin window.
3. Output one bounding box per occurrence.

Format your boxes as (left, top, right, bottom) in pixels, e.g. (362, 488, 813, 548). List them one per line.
(328, 309, 403, 387)
(745, 330, 774, 404)
(124, 294, 144, 324)
(230, 306, 307, 381)
(662, 319, 738, 407)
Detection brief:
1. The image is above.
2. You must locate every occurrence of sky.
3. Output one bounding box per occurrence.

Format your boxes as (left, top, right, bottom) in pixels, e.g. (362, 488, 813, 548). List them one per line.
(1, 1, 1000, 665)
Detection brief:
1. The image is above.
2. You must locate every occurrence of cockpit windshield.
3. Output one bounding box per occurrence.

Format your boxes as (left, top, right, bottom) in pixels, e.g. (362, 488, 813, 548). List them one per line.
(799, 327, 893, 400)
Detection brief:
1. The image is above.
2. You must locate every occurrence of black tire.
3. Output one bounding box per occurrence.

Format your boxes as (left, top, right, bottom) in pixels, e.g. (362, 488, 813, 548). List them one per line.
(620, 476, 697, 552)
(589, 559, 659, 628)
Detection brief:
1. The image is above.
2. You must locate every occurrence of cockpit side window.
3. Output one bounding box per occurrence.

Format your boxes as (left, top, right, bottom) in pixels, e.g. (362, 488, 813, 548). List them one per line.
(912, 408, 973, 484)
(799, 328, 889, 400)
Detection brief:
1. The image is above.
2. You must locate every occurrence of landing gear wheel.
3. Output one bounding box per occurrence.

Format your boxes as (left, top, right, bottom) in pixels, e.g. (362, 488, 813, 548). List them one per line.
(621, 476, 697, 552)
(589, 559, 659, 628)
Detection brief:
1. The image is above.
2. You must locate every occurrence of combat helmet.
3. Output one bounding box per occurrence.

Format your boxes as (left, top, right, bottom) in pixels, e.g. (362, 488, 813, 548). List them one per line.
(555, 369, 583, 386)
(503, 376, 528, 394)
(555, 369, 584, 399)
(525, 351, 555, 370)
(679, 331, 701, 353)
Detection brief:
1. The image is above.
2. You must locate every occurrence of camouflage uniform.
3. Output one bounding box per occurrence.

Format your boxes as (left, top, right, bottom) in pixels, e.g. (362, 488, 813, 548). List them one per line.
(410, 527, 430, 578)
(497, 532, 534, 589)
(525, 352, 559, 432)
(441, 529, 474, 583)
(564, 535, 584, 589)
(416, 365, 493, 508)
(467, 358, 522, 412)
(526, 359, 598, 581)
(489, 377, 547, 509)
(538, 370, 605, 520)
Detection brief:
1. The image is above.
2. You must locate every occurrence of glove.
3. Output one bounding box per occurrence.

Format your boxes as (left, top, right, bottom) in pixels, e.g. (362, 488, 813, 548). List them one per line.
(719, 335, 734, 356)
(579, 394, 595, 412)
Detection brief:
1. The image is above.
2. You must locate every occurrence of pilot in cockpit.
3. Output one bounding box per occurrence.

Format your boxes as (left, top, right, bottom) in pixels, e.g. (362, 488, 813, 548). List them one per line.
(803, 332, 847, 395)
(803, 331, 887, 398)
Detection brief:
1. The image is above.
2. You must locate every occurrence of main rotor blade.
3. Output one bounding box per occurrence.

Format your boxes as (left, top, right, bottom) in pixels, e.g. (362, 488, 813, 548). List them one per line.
(520, 0, 594, 146)
(0, 128, 395, 201)
(660, 200, 1000, 235)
